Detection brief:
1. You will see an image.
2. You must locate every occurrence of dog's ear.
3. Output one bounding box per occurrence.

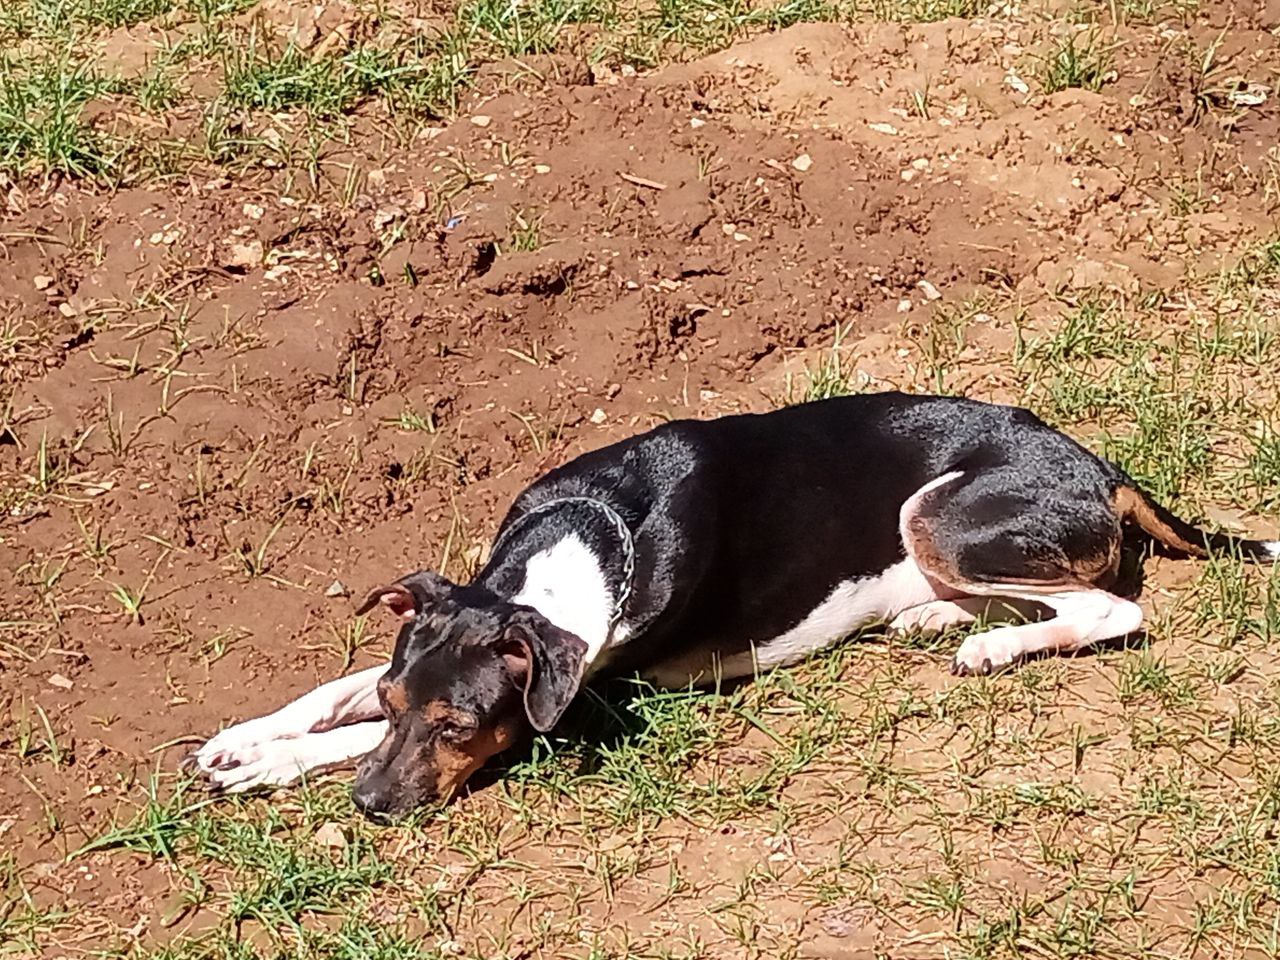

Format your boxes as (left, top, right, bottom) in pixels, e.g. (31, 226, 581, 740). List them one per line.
(498, 610, 588, 733)
(356, 570, 453, 621)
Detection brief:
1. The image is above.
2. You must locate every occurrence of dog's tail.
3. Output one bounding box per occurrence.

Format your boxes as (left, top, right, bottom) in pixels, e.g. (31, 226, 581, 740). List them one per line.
(1113, 484, 1279, 562)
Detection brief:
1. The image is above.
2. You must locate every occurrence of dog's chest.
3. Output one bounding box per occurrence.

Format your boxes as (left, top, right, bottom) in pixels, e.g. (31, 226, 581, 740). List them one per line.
(509, 533, 618, 666)
(505, 529, 939, 687)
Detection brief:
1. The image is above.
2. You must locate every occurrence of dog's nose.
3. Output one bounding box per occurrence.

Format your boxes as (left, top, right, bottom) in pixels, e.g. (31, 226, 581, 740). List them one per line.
(351, 781, 393, 821)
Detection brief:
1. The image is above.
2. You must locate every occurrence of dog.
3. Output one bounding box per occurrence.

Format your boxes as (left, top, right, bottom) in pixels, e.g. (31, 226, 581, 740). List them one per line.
(188, 392, 1278, 818)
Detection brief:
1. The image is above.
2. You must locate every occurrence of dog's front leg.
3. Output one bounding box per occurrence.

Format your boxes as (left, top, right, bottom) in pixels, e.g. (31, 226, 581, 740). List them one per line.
(199, 720, 390, 793)
(188, 663, 387, 784)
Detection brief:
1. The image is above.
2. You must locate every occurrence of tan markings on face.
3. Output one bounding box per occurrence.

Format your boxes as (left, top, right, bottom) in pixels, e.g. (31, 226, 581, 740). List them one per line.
(421, 699, 474, 725)
(382, 680, 409, 714)
(431, 721, 522, 799)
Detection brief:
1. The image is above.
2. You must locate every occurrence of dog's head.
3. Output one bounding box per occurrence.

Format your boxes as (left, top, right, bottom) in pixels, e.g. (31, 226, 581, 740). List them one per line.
(350, 570, 587, 820)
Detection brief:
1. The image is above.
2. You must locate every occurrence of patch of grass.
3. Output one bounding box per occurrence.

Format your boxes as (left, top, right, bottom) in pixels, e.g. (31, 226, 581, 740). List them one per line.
(136, 59, 186, 113)
(787, 323, 862, 402)
(865, 0, 984, 21)
(1012, 275, 1280, 508)
(1035, 28, 1114, 94)
(460, 0, 616, 57)
(0, 49, 125, 180)
(641, 0, 837, 59)
(83, 777, 406, 946)
(0, 0, 175, 39)
(219, 34, 474, 128)
(221, 40, 366, 118)
(506, 208, 545, 253)
(0, 0, 1000, 185)
(0, 856, 71, 957)
(499, 645, 863, 828)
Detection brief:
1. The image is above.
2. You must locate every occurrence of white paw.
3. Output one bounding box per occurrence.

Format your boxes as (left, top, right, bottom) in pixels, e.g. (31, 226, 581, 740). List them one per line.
(950, 628, 1025, 676)
(200, 740, 312, 793)
(889, 604, 971, 635)
(187, 718, 282, 778)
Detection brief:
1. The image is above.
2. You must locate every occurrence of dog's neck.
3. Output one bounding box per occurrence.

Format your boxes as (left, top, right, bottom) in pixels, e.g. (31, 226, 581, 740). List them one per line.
(477, 497, 635, 668)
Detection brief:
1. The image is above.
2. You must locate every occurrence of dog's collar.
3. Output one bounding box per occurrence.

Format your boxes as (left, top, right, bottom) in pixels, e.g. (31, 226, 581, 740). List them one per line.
(495, 496, 636, 635)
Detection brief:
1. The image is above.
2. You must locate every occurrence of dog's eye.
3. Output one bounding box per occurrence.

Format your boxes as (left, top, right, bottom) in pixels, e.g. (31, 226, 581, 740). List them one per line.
(438, 720, 473, 741)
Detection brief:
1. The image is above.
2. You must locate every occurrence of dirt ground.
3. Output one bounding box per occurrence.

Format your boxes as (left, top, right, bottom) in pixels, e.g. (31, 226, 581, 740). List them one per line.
(3, 0, 1280, 956)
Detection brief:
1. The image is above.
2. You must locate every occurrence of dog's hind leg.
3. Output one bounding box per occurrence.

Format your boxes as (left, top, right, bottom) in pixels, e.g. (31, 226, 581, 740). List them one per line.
(946, 589, 1142, 675)
(188, 664, 387, 780)
(900, 470, 1143, 674)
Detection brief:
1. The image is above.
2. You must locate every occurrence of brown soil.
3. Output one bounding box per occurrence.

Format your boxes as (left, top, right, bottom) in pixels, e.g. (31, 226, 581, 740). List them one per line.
(3, 6, 1280, 956)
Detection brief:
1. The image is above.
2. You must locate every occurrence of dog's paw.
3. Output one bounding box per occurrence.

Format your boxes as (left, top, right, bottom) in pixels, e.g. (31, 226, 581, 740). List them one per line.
(950, 628, 1024, 677)
(888, 602, 973, 636)
(200, 740, 312, 794)
(186, 719, 279, 778)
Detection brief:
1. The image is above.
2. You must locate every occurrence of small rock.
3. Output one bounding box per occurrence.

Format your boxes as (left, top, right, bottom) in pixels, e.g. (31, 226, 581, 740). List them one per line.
(325, 580, 349, 598)
(1005, 71, 1030, 95)
(791, 153, 813, 172)
(48, 673, 74, 690)
(58, 302, 77, 318)
(910, 157, 930, 171)
(918, 279, 941, 301)
(534, 164, 551, 174)
(242, 202, 265, 220)
(868, 121, 898, 135)
(470, 115, 491, 127)
(33, 275, 54, 291)
(820, 906, 873, 938)
(373, 206, 404, 229)
(226, 240, 264, 270)
(690, 117, 706, 129)
(314, 822, 346, 849)
(1228, 82, 1268, 107)
(589, 408, 608, 425)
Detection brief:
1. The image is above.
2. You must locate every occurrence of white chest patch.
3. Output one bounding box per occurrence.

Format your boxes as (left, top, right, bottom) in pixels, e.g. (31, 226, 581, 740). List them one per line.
(644, 558, 942, 688)
(510, 533, 615, 667)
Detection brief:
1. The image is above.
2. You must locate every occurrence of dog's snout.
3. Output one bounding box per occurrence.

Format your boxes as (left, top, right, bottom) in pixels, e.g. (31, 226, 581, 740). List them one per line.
(351, 780, 394, 820)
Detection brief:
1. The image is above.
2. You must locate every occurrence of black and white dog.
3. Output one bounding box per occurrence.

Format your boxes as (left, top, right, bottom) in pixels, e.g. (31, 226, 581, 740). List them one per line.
(189, 393, 1278, 818)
